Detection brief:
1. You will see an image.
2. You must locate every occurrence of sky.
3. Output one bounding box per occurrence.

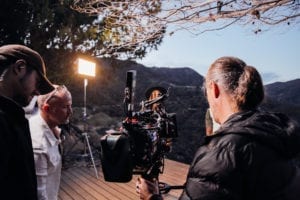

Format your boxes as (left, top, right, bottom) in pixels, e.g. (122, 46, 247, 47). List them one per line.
(137, 25, 300, 84)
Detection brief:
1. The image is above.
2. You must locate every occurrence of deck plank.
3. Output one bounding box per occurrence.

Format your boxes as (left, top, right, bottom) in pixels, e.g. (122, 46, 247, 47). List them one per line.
(59, 159, 189, 200)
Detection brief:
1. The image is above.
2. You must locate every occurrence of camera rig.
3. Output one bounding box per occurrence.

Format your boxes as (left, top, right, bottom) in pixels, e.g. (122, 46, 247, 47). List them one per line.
(100, 70, 178, 183)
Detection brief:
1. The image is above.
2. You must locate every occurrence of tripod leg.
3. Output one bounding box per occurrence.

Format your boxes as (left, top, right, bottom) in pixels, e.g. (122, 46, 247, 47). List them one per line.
(83, 132, 99, 179)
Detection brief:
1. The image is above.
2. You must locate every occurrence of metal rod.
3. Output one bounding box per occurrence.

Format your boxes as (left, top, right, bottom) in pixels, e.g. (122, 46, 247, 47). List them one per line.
(82, 78, 99, 179)
(83, 78, 88, 118)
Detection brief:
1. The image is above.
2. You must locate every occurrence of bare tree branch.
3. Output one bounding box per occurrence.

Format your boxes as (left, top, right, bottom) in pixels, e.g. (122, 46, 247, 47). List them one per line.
(70, 0, 300, 58)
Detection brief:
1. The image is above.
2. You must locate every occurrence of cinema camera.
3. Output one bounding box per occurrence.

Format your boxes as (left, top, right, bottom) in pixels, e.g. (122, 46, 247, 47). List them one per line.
(100, 70, 178, 183)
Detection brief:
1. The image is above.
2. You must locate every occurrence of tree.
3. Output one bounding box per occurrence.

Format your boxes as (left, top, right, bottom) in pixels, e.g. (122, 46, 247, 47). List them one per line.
(70, 0, 165, 59)
(71, 0, 300, 45)
(0, 0, 101, 82)
(0, 0, 100, 52)
(0, 0, 162, 65)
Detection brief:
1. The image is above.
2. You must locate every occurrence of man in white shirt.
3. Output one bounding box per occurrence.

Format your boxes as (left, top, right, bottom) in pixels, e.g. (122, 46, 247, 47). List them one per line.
(29, 85, 72, 200)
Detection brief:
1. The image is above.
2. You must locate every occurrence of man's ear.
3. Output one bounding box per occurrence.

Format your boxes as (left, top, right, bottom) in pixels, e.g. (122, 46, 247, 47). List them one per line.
(42, 104, 50, 112)
(212, 82, 220, 98)
(12, 59, 27, 76)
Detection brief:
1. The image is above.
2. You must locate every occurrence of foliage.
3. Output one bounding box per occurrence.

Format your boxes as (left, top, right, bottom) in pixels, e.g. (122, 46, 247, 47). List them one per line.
(0, 0, 99, 51)
(71, 0, 165, 59)
(0, 0, 162, 74)
(0, 0, 98, 83)
(0, 0, 30, 44)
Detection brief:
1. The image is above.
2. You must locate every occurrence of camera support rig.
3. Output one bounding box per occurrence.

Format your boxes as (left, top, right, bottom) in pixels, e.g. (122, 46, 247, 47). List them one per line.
(122, 70, 166, 180)
(100, 70, 184, 193)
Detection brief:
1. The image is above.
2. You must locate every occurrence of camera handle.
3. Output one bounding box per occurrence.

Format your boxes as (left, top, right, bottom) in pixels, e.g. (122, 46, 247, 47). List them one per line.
(159, 182, 185, 194)
(140, 159, 185, 194)
(141, 158, 163, 181)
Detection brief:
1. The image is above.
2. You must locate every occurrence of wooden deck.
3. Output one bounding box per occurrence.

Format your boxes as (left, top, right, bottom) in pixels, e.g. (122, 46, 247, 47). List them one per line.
(59, 159, 189, 200)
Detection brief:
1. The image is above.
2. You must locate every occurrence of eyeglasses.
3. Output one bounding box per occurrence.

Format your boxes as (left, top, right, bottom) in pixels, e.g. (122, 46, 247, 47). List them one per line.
(44, 85, 66, 104)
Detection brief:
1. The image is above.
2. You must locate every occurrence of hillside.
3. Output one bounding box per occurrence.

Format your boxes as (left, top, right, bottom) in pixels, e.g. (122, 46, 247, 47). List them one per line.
(67, 58, 206, 164)
(263, 79, 300, 122)
(67, 58, 300, 164)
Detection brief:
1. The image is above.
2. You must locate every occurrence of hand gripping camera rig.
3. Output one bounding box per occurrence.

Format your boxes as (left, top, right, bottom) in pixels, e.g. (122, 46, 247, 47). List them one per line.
(100, 70, 178, 184)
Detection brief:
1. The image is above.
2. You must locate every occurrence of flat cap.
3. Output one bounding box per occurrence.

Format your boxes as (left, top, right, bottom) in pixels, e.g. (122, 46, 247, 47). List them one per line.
(0, 44, 54, 94)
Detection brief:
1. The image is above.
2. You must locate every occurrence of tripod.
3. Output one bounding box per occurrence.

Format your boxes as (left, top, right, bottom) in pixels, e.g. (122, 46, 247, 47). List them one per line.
(79, 121, 98, 179)
(61, 121, 100, 179)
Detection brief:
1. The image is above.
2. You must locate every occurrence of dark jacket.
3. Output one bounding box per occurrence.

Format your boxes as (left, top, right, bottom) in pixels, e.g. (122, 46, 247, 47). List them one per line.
(0, 96, 38, 200)
(180, 110, 300, 200)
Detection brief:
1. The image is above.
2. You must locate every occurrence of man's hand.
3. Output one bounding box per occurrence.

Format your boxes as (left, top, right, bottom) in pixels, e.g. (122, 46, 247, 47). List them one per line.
(136, 177, 161, 200)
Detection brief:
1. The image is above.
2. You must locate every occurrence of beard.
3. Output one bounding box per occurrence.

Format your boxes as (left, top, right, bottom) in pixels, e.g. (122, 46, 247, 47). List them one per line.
(12, 94, 30, 107)
(12, 75, 33, 107)
(58, 116, 70, 125)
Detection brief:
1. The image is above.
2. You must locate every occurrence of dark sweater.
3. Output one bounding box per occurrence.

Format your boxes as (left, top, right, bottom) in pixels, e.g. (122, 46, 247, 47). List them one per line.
(0, 96, 38, 200)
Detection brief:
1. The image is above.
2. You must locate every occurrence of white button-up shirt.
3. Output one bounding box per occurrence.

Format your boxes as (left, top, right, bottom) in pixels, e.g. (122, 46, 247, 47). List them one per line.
(29, 113, 62, 200)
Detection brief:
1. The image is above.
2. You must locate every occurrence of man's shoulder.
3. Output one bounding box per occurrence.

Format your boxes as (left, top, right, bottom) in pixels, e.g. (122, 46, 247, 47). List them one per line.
(207, 132, 255, 153)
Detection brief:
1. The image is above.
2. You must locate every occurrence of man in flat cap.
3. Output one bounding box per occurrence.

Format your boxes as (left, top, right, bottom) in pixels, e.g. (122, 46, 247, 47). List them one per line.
(0, 44, 54, 200)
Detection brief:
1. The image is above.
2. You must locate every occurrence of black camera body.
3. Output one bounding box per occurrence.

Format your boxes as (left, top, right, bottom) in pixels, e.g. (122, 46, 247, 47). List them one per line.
(123, 108, 177, 175)
(100, 70, 177, 182)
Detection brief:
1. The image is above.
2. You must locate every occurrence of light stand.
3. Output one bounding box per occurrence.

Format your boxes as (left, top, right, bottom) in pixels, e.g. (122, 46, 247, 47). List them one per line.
(78, 58, 99, 179)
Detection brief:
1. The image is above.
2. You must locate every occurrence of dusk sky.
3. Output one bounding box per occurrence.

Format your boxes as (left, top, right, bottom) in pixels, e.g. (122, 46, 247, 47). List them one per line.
(138, 24, 300, 84)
